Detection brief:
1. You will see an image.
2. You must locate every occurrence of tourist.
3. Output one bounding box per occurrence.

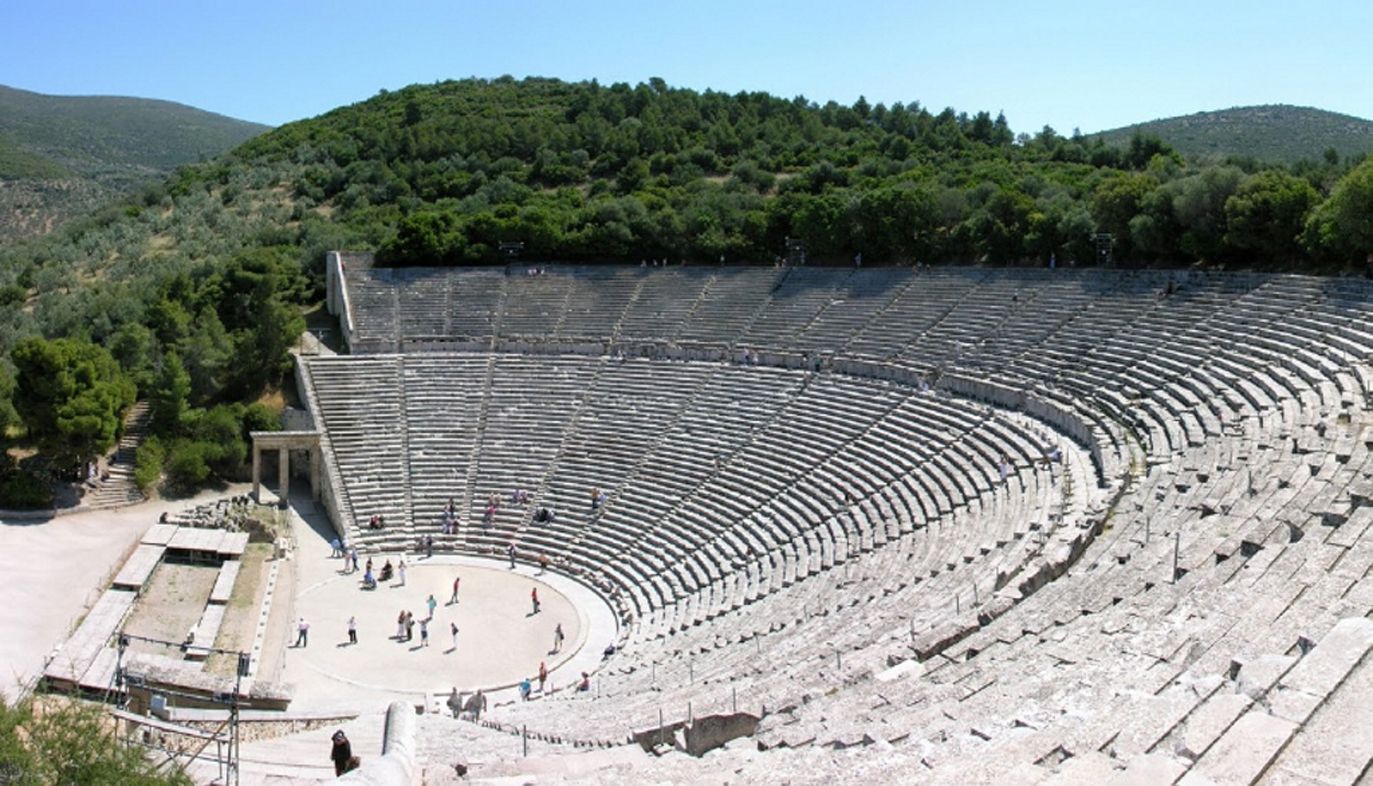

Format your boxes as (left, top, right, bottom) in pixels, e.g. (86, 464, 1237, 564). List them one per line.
(398, 558, 407, 587)
(295, 618, 310, 648)
(363, 568, 376, 590)
(577, 672, 591, 692)
(446, 687, 462, 717)
(349, 547, 359, 574)
(538, 552, 549, 574)
(419, 618, 429, 647)
(449, 575, 461, 605)
(330, 730, 352, 777)
(450, 622, 459, 650)
(531, 587, 540, 615)
(426, 594, 437, 619)
(365, 557, 374, 576)
(380, 560, 393, 582)
(508, 543, 517, 569)
(330, 537, 342, 558)
(465, 689, 487, 721)
(347, 616, 357, 645)
(396, 611, 406, 640)
(405, 611, 415, 642)
(425, 535, 434, 559)
(553, 623, 565, 653)
(999, 455, 1011, 483)
(538, 660, 548, 693)
(519, 677, 532, 701)
(590, 487, 601, 510)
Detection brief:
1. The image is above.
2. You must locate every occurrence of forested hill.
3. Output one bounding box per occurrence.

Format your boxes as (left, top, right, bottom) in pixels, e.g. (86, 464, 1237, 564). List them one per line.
(0, 84, 268, 173)
(0, 84, 268, 241)
(3, 76, 1373, 498)
(1093, 105, 1373, 165)
(6, 76, 1373, 358)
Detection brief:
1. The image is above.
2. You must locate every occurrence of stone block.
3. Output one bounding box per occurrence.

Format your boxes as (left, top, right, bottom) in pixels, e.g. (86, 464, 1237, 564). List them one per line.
(1175, 692, 1252, 761)
(1269, 617, 1373, 725)
(1178, 710, 1296, 786)
(1104, 752, 1189, 786)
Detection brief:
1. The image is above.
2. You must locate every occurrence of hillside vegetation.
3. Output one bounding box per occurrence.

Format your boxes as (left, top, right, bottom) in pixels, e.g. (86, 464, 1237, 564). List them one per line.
(0, 84, 268, 242)
(2, 76, 1373, 498)
(0, 84, 269, 173)
(1093, 105, 1373, 165)
(0, 135, 70, 180)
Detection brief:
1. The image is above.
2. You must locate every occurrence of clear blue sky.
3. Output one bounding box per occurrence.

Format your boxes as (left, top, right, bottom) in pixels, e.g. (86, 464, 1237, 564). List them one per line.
(4, 0, 1371, 132)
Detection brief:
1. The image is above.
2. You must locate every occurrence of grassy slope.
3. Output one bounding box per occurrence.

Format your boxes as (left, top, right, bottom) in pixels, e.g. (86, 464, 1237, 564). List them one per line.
(1092, 105, 1373, 164)
(0, 84, 269, 173)
(0, 84, 270, 242)
(0, 135, 70, 180)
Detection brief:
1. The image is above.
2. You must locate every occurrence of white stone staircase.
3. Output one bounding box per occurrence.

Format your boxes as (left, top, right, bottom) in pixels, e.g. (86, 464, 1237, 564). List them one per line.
(79, 401, 150, 510)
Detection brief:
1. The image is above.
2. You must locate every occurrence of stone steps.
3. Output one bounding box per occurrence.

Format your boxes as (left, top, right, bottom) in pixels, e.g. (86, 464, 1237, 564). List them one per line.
(77, 401, 150, 511)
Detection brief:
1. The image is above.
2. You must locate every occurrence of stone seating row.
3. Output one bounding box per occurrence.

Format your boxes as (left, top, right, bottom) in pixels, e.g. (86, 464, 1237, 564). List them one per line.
(487, 361, 1364, 749)
(720, 406, 1373, 770)
(304, 354, 1060, 639)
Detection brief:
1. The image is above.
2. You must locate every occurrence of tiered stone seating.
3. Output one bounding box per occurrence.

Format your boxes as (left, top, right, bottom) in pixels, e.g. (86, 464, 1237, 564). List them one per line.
(309, 262, 1373, 781)
(304, 356, 409, 546)
(304, 354, 1061, 637)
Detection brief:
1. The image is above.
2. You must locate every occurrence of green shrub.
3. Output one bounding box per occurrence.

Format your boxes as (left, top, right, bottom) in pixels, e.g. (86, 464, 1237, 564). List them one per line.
(185, 405, 247, 477)
(133, 436, 165, 491)
(242, 402, 280, 433)
(0, 469, 53, 509)
(165, 440, 211, 488)
(0, 696, 191, 785)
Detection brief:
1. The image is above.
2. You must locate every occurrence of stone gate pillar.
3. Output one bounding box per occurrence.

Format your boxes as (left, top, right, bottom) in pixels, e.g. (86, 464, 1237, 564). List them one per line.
(278, 448, 289, 504)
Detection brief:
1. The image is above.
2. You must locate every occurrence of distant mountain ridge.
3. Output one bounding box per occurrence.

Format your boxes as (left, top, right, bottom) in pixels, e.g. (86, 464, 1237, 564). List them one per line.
(0, 84, 269, 174)
(1091, 104, 1373, 165)
(0, 84, 269, 242)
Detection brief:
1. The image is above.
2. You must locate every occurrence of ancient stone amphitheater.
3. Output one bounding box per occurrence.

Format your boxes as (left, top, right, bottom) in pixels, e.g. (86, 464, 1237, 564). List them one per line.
(300, 252, 1373, 783)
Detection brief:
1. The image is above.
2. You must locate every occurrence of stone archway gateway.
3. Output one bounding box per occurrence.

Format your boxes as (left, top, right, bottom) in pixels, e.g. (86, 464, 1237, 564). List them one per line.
(249, 431, 321, 504)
